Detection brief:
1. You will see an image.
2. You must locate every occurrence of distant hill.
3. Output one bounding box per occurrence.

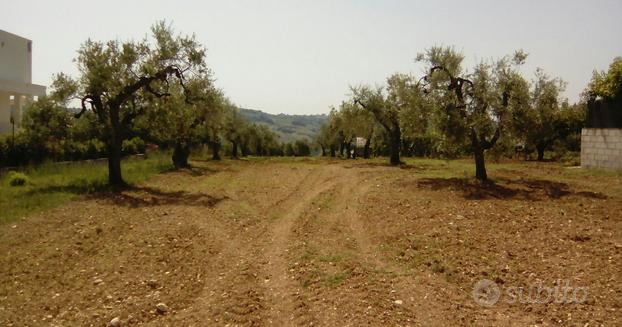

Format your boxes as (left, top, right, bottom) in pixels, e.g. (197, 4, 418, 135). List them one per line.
(239, 108, 328, 143)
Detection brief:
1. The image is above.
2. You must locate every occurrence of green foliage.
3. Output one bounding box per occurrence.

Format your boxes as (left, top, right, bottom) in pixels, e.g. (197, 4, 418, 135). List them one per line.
(350, 83, 405, 164)
(294, 139, 311, 156)
(509, 68, 565, 155)
(4, 21, 294, 172)
(554, 102, 585, 152)
(86, 139, 107, 158)
(1, 33, 594, 186)
(7, 171, 30, 187)
(50, 20, 209, 185)
(284, 142, 295, 156)
(321, 45, 587, 176)
(122, 137, 146, 155)
(21, 96, 71, 145)
(0, 130, 142, 168)
(244, 123, 282, 156)
(587, 57, 622, 101)
(416, 46, 465, 77)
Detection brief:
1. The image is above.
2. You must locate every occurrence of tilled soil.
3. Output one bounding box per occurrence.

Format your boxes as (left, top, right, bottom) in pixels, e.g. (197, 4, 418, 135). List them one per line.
(0, 159, 620, 326)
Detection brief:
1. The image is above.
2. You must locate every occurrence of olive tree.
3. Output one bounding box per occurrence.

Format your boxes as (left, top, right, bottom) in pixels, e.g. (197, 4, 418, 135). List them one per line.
(351, 85, 401, 164)
(139, 76, 216, 168)
(204, 92, 227, 160)
(420, 46, 528, 181)
(315, 123, 331, 156)
(511, 69, 565, 161)
(21, 81, 73, 160)
(352, 74, 424, 165)
(327, 108, 346, 157)
(586, 57, 622, 102)
(223, 104, 249, 158)
(338, 100, 377, 159)
(58, 21, 207, 186)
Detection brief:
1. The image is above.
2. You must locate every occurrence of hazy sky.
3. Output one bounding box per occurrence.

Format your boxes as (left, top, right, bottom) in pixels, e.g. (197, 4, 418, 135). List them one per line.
(1, 0, 621, 114)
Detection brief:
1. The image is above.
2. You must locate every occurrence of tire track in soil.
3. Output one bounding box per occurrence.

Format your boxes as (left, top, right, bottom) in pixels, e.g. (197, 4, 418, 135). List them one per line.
(286, 165, 425, 326)
(165, 164, 337, 326)
(162, 164, 316, 326)
(319, 166, 538, 326)
(330, 167, 466, 326)
(261, 165, 340, 325)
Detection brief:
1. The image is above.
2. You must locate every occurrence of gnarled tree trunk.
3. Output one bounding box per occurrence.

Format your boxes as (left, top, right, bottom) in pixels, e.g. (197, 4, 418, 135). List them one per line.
(363, 138, 371, 159)
(107, 106, 125, 187)
(231, 140, 238, 158)
(345, 142, 352, 159)
(536, 142, 546, 161)
(474, 147, 487, 181)
(107, 137, 124, 187)
(172, 143, 190, 168)
(389, 127, 401, 165)
(256, 144, 263, 157)
(210, 141, 221, 160)
(469, 127, 500, 182)
(241, 143, 249, 157)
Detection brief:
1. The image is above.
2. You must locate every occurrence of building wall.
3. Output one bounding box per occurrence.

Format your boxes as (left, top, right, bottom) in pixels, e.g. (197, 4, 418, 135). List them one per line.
(581, 128, 622, 170)
(0, 30, 32, 84)
(0, 30, 44, 134)
(0, 91, 10, 132)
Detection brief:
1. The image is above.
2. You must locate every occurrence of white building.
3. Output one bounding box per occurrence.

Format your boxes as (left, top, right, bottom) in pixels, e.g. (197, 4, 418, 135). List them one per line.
(0, 30, 46, 134)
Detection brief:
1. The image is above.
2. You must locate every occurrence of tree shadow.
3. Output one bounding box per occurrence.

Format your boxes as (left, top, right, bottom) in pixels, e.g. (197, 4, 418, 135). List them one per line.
(26, 183, 228, 208)
(163, 165, 221, 177)
(417, 177, 608, 201)
(87, 186, 228, 208)
(343, 161, 425, 171)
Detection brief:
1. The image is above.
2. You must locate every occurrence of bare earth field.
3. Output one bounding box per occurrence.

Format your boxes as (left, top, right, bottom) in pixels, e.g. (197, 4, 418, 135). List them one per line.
(1, 158, 620, 326)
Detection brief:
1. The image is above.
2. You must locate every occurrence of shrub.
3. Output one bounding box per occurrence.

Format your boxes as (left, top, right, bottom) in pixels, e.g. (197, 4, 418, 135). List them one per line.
(560, 151, 581, 167)
(284, 143, 295, 156)
(488, 135, 516, 163)
(294, 139, 311, 156)
(86, 139, 106, 159)
(0, 133, 41, 167)
(122, 137, 146, 155)
(7, 171, 30, 186)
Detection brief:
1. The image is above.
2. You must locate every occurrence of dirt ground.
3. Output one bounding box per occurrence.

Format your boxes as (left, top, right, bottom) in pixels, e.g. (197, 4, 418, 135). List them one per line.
(0, 158, 620, 326)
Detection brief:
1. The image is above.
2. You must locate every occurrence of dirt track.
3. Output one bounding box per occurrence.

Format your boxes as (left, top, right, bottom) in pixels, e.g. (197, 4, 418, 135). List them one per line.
(1, 159, 620, 326)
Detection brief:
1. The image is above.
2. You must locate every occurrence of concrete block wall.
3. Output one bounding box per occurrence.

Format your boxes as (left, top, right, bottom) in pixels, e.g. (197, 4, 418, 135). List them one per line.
(581, 128, 622, 170)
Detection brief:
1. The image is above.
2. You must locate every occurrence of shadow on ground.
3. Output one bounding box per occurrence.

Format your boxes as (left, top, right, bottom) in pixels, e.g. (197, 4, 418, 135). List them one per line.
(89, 186, 228, 208)
(343, 161, 427, 170)
(26, 182, 227, 208)
(162, 165, 222, 177)
(417, 177, 608, 200)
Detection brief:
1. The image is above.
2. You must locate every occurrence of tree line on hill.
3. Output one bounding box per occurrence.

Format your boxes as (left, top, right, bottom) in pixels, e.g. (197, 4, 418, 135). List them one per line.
(316, 47, 621, 181)
(0, 22, 313, 186)
(238, 108, 327, 143)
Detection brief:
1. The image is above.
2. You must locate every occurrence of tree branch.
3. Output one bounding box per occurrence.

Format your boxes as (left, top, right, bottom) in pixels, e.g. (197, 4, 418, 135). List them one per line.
(354, 99, 391, 132)
(112, 65, 187, 110)
(481, 127, 501, 150)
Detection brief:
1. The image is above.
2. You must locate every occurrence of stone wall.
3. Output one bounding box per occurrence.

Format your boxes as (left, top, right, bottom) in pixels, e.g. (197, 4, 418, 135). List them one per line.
(581, 128, 622, 170)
